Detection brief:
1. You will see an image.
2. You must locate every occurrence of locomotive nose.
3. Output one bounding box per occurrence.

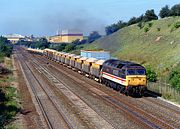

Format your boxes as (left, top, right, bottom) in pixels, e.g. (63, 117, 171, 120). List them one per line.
(126, 75, 147, 86)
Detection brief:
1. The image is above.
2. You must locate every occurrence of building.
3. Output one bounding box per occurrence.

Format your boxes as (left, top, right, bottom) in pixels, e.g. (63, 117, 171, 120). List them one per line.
(81, 50, 110, 60)
(48, 35, 62, 43)
(3, 34, 25, 44)
(48, 30, 83, 43)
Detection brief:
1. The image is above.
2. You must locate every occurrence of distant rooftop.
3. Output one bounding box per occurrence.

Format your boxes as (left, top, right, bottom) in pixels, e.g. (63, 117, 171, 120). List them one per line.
(61, 30, 83, 35)
(3, 34, 24, 38)
(81, 50, 109, 52)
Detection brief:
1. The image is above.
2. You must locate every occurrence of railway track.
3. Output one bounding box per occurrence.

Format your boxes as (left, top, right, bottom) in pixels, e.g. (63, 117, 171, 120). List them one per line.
(144, 97, 180, 115)
(30, 56, 116, 129)
(33, 53, 178, 129)
(15, 49, 73, 129)
(19, 47, 116, 128)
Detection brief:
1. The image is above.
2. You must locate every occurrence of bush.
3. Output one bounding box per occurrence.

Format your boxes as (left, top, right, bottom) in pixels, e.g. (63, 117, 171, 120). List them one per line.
(137, 22, 143, 29)
(64, 44, 76, 52)
(170, 22, 180, 32)
(0, 87, 20, 128)
(0, 37, 13, 57)
(168, 24, 171, 27)
(169, 67, 180, 90)
(144, 27, 149, 32)
(148, 22, 153, 27)
(146, 67, 157, 82)
(157, 27, 161, 31)
(174, 21, 180, 28)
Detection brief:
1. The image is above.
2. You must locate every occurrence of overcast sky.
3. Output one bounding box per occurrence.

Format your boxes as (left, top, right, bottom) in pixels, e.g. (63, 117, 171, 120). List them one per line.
(0, 0, 179, 36)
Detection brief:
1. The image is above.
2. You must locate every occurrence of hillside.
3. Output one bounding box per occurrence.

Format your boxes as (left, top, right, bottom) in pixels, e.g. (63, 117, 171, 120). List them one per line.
(81, 17, 180, 77)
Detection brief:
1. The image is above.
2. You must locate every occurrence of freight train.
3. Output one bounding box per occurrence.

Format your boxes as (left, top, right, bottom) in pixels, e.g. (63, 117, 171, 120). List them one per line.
(27, 48, 147, 96)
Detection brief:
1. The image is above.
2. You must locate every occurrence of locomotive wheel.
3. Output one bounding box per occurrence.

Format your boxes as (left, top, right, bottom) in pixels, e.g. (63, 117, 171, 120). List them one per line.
(125, 91, 129, 96)
(120, 87, 124, 93)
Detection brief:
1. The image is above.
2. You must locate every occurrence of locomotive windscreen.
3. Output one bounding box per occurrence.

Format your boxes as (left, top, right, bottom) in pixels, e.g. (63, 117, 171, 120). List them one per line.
(127, 69, 146, 75)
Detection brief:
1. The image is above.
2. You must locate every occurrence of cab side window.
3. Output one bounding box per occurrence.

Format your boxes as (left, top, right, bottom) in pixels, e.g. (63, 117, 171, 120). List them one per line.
(119, 69, 126, 78)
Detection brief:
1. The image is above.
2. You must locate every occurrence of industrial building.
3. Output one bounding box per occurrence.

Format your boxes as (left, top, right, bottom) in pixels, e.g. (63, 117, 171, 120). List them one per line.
(81, 50, 110, 60)
(48, 30, 83, 43)
(3, 34, 25, 44)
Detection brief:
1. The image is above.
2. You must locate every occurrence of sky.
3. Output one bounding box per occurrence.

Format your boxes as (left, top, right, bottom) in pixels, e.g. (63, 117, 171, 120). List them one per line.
(0, 0, 179, 36)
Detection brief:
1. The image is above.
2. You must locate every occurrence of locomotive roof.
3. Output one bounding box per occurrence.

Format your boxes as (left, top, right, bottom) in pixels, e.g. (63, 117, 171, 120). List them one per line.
(103, 59, 143, 68)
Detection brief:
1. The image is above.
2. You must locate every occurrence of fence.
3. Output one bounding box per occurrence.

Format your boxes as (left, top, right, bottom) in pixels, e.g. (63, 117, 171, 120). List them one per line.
(147, 81, 180, 104)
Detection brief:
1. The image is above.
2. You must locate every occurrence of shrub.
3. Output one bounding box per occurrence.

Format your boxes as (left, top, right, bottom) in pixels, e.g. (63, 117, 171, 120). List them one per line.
(174, 21, 180, 28)
(144, 27, 149, 32)
(168, 24, 171, 27)
(169, 67, 180, 90)
(157, 27, 161, 31)
(170, 22, 180, 32)
(64, 44, 76, 52)
(148, 22, 153, 27)
(137, 22, 143, 29)
(146, 66, 157, 82)
(0, 87, 20, 128)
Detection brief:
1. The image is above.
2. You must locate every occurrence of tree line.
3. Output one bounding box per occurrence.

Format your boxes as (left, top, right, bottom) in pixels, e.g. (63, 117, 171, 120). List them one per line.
(18, 31, 102, 52)
(106, 3, 180, 35)
(17, 38, 51, 49)
(0, 37, 13, 58)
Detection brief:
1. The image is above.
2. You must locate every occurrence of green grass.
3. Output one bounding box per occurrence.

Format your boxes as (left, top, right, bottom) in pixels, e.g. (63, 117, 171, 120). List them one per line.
(80, 17, 180, 79)
(68, 17, 180, 101)
(0, 58, 20, 129)
(0, 87, 20, 129)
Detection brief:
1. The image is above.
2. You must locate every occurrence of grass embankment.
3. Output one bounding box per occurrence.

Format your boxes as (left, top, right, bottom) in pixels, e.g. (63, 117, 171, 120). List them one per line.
(71, 17, 180, 102)
(82, 17, 180, 77)
(0, 57, 20, 129)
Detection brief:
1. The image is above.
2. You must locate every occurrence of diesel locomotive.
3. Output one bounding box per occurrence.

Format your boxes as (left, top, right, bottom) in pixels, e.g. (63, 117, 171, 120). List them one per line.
(100, 59, 147, 95)
(27, 48, 147, 96)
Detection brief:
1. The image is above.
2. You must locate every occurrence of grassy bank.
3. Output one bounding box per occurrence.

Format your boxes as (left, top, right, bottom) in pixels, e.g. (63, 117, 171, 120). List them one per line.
(82, 17, 180, 77)
(148, 82, 180, 104)
(69, 17, 180, 102)
(0, 57, 20, 129)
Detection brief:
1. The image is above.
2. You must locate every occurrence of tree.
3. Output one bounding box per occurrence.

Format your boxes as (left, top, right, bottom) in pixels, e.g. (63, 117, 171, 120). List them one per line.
(79, 39, 87, 45)
(34, 38, 50, 49)
(143, 9, 158, 22)
(146, 66, 157, 82)
(136, 15, 144, 23)
(169, 66, 180, 90)
(116, 20, 127, 29)
(64, 44, 76, 52)
(159, 5, 170, 18)
(170, 4, 180, 16)
(0, 37, 13, 57)
(137, 22, 143, 29)
(72, 39, 80, 45)
(88, 31, 101, 43)
(128, 17, 138, 25)
(105, 24, 119, 35)
(50, 43, 67, 51)
(105, 21, 127, 35)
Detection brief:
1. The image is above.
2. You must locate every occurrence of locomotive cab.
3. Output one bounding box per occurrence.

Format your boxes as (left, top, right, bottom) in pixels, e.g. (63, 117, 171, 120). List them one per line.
(125, 65, 147, 95)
